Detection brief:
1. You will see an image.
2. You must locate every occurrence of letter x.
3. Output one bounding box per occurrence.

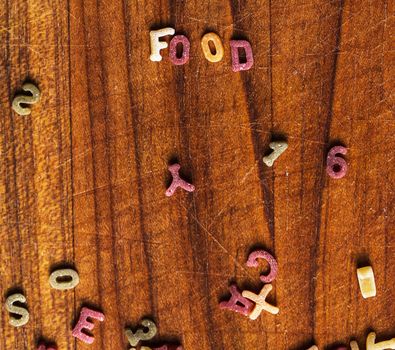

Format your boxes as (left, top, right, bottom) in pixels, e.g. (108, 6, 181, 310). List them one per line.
(242, 284, 279, 319)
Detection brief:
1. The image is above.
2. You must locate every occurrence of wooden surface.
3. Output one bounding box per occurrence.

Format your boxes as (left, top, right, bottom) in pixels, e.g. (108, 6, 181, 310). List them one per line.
(0, 0, 394, 349)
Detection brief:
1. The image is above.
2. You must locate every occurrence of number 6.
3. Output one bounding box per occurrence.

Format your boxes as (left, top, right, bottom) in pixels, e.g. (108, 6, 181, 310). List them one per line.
(326, 146, 348, 179)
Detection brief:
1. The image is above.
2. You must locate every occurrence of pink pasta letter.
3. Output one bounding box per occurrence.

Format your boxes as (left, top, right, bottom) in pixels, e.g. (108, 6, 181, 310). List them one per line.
(72, 307, 105, 344)
(230, 40, 254, 72)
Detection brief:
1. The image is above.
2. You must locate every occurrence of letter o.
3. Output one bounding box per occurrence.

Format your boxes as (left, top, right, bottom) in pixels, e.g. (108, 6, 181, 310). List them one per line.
(49, 268, 80, 290)
(201, 33, 224, 63)
(169, 35, 190, 65)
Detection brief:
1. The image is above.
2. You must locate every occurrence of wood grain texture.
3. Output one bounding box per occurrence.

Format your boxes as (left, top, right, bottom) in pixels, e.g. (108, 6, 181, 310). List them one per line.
(0, 0, 394, 349)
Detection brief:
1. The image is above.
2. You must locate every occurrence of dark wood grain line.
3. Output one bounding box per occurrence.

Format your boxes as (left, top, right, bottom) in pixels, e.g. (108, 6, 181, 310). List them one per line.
(228, 1, 275, 245)
(5, 12, 30, 349)
(8, 5, 32, 344)
(80, 2, 105, 348)
(20, 3, 40, 337)
(121, 0, 157, 316)
(111, 0, 146, 338)
(1, 1, 13, 348)
(244, 79, 275, 240)
(4, 0, 22, 288)
(383, 169, 392, 320)
(29, 5, 45, 336)
(171, 1, 222, 345)
(66, 0, 77, 345)
(309, 0, 345, 336)
(52, 0, 65, 263)
(172, 38, 218, 350)
(268, 0, 275, 245)
(93, 0, 124, 345)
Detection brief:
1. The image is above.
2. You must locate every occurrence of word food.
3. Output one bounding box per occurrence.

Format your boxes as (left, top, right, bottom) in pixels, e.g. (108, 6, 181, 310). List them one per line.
(150, 28, 254, 72)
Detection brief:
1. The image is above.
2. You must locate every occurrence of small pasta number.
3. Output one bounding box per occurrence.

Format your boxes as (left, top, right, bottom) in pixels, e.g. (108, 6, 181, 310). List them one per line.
(326, 146, 348, 179)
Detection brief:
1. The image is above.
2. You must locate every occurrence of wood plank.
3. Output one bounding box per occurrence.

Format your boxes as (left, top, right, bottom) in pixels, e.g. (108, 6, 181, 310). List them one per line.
(0, 0, 394, 349)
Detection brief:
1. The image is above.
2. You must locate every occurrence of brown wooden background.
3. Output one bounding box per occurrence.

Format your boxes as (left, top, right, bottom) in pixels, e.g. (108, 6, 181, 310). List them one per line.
(0, 0, 394, 349)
